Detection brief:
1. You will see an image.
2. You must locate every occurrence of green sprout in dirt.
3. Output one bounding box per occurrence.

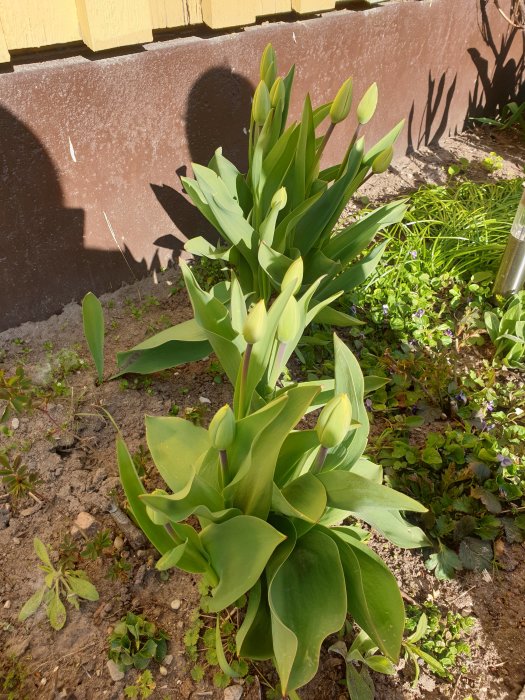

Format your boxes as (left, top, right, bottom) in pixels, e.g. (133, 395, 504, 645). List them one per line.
(0, 655, 31, 700)
(81, 529, 113, 560)
(106, 556, 132, 581)
(19, 538, 99, 631)
(404, 601, 475, 684)
(0, 366, 33, 424)
(0, 453, 41, 503)
(184, 583, 252, 690)
(124, 670, 156, 699)
(108, 612, 169, 671)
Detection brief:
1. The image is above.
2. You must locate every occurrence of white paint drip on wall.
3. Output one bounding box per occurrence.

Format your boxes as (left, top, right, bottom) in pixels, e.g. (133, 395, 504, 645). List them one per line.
(68, 136, 77, 162)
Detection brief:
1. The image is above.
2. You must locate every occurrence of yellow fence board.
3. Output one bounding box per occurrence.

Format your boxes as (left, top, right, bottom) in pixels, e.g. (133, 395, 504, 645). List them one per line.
(76, 0, 153, 52)
(0, 15, 9, 62)
(201, 0, 257, 28)
(256, 0, 292, 15)
(292, 0, 336, 12)
(0, 0, 80, 50)
(149, 0, 202, 28)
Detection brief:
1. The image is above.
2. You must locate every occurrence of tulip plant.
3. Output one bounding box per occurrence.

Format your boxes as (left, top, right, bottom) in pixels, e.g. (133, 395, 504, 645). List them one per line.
(116, 44, 407, 376)
(117, 263, 430, 697)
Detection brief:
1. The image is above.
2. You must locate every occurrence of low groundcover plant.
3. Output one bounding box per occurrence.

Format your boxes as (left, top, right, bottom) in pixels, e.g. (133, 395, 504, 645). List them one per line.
(117, 263, 429, 696)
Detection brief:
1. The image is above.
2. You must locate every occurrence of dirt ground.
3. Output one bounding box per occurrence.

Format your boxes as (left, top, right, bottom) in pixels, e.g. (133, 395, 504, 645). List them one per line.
(1, 127, 525, 700)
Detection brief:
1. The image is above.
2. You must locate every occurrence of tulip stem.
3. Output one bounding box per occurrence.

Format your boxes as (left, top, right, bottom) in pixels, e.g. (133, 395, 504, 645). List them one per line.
(337, 124, 361, 179)
(164, 522, 184, 546)
(310, 123, 335, 187)
(313, 445, 328, 474)
(219, 449, 229, 484)
(237, 343, 253, 419)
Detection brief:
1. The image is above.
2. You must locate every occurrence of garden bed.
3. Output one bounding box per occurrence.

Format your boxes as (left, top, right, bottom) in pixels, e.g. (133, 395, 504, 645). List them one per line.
(1, 126, 525, 700)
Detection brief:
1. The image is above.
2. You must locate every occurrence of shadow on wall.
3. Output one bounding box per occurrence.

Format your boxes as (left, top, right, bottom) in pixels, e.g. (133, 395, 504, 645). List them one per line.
(151, 66, 254, 251)
(407, 71, 458, 151)
(0, 106, 152, 332)
(469, 0, 525, 117)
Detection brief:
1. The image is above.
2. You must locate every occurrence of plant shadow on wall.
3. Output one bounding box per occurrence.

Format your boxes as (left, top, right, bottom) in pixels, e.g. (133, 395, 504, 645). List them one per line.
(468, 0, 525, 118)
(0, 106, 155, 332)
(152, 66, 255, 253)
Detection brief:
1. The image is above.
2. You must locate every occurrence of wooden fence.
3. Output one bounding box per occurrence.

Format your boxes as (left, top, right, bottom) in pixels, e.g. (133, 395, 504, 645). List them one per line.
(0, 0, 353, 62)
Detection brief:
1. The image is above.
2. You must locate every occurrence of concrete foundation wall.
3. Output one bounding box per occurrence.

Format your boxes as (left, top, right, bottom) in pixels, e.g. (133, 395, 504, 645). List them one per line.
(1, 0, 524, 330)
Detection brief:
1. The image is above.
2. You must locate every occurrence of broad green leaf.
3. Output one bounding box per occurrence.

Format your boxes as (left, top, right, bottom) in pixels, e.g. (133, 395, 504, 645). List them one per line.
(330, 532, 404, 661)
(236, 581, 273, 660)
(425, 546, 463, 580)
(33, 537, 52, 567)
(324, 199, 408, 262)
(66, 574, 99, 601)
(274, 429, 319, 487)
(258, 243, 294, 289)
(316, 241, 387, 301)
(116, 437, 174, 555)
(363, 119, 404, 166)
(260, 125, 300, 216)
(313, 306, 364, 327)
(184, 236, 233, 261)
(363, 654, 396, 675)
(458, 537, 493, 571)
(215, 615, 242, 678)
(317, 471, 427, 513)
(271, 474, 327, 523)
(208, 148, 252, 215)
(82, 292, 104, 383)
(346, 664, 374, 700)
(145, 416, 211, 492)
(155, 541, 208, 574)
(350, 508, 431, 548)
(363, 375, 390, 394)
(115, 318, 211, 376)
(19, 586, 46, 621)
(139, 490, 227, 524)
(406, 613, 428, 644)
(268, 528, 347, 693)
(273, 189, 325, 253)
(200, 515, 285, 612)
(229, 386, 320, 518)
(48, 593, 67, 630)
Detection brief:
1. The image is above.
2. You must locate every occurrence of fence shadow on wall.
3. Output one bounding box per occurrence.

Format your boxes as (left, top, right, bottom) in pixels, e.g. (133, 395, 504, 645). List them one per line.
(0, 106, 151, 331)
(151, 65, 254, 254)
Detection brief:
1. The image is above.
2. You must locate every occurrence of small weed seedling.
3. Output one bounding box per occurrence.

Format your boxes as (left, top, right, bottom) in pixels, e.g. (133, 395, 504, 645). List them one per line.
(447, 157, 470, 180)
(0, 655, 31, 700)
(480, 152, 504, 173)
(0, 454, 41, 503)
(19, 538, 98, 630)
(124, 670, 156, 699)
(108, 612, 169, 671)
(107, 556, 132, 581)
(81, 529, 112, 560)
(0, 367, 33, 424)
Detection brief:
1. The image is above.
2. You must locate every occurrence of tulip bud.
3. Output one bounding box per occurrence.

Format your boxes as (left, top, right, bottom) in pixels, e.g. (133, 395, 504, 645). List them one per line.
(252, 81, 271, 126)
(281, 257, 304, 295)
(356, 83, 378, 125)
(330, 78, 353, 125)
(260, 43, 277, 88)
(277, 298, 300, 343)
(242, 300, 268, 344)
(316, 394, 352, 448)
(270, 76, 285, 108)
(271, 186, 287, 212)
(209, 405, 236, 451)
(371, 146, 394, 174)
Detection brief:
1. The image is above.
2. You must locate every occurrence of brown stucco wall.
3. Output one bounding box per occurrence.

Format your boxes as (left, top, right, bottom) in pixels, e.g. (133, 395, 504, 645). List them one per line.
(1, 0, 524, 330)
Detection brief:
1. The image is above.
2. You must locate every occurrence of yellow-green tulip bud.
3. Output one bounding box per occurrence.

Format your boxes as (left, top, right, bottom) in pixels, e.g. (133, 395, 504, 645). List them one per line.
(260, 43, 277, 87)
(356, 83, 378, 125)
(281, 257, 304, 295)
(270, 77, 285, 108)
(252, 81, 271, 126)
(208, 404, 236, 451)
(371, 146, 394, 174)
(242, 300, 268, 344)
(271, 186, 287, 212)
(277, 298, 300, 343)
(330, 78, 353, 124)
(316, 393, 352, 448)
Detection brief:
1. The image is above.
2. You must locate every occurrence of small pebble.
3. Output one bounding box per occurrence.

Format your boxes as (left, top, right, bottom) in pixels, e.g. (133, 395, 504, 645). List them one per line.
(40, 678, 47, 686)
(170, 599, 181, 610)
(113, 536, 125, 550)
(199, 396, 211, 404)
(12, 537, 20, 545)
(159, 666, 168, 676)
(176, 620, 183, 629)
(164, 654, 173, 666)
(224, 686, 243, 700)
(106, 660, 124, 682)
(3, 600, 11, 609)
(11, 417, 19, 430)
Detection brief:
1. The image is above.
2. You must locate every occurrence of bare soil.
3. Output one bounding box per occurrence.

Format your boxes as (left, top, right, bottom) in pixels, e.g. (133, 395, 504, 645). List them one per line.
(1, 127, 525, 700)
